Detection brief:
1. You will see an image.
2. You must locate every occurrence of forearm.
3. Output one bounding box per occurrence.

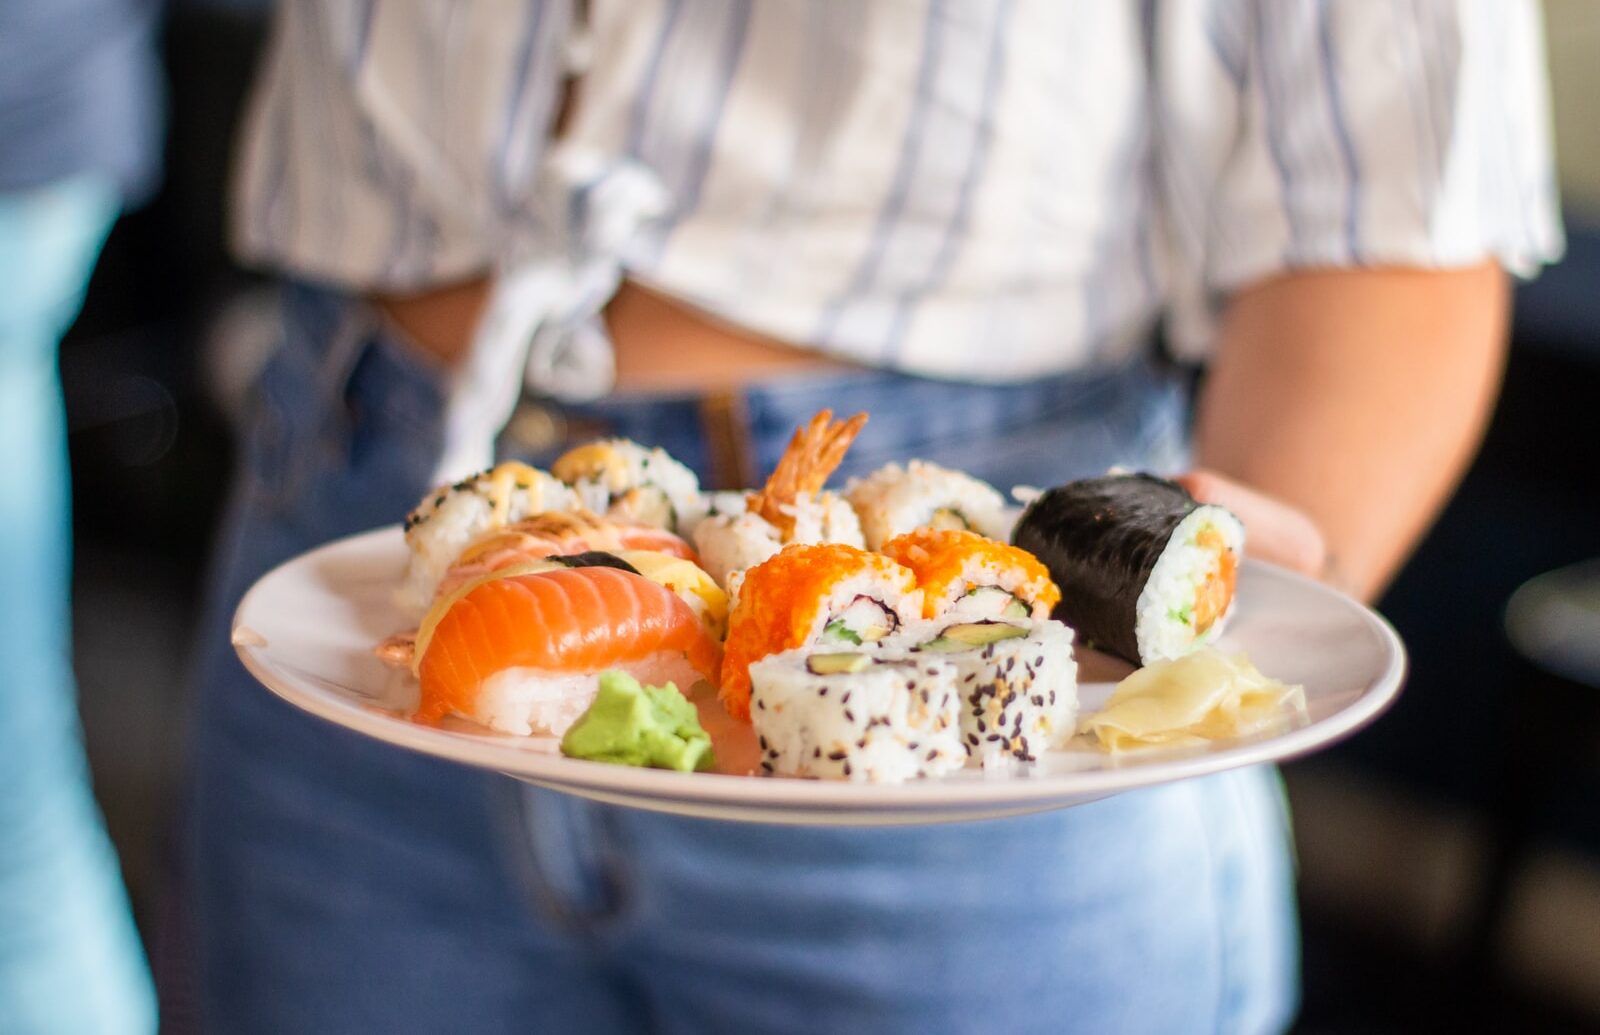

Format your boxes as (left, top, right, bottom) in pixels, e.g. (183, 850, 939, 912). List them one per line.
(1192, 262, 1509, 602)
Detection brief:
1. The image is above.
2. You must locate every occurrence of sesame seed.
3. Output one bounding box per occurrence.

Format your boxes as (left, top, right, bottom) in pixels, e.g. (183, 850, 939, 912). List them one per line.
(827, 750, 847, 761)
(841, 691, 852, 705)
(813, 747, 822, 758)
(844, 710, 855, 722)
(843, 761, 853, 776)
(926, 748, 939, 761)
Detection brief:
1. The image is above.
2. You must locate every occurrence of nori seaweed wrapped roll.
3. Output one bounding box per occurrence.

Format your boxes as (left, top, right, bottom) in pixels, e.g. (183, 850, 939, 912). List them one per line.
(1011, 474, 1244, 665)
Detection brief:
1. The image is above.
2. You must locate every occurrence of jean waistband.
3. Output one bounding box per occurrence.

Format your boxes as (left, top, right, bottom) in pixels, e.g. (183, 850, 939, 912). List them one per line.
(504, 351, 1186, 490)
(271, 281, 1186, 492)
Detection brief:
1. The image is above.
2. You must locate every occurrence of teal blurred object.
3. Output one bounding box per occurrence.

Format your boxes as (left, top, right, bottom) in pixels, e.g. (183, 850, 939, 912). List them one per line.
(0, 175, 157, 1034)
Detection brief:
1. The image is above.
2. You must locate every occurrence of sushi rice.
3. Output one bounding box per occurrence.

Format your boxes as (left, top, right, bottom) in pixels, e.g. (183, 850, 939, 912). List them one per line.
(693, 491, 863, 589)
(1134, 506, 1245, 662)
(890, 617, 1078, 769)
(401, 462, 578, 613)
(748, 647, 965, 783)
(469, 653, 709, 737)
(846, 460, 1011, 549)
(552, 438, 705, 533)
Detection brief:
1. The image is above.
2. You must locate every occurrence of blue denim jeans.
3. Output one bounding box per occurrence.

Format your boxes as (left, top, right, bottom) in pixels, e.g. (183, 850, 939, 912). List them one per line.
(0, 177, 157, 1034)
(186, 283, 1298, 1034)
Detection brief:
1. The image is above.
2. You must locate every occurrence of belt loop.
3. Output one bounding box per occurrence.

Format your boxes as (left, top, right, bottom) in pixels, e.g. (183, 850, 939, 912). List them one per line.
(699, 389, 756, 490)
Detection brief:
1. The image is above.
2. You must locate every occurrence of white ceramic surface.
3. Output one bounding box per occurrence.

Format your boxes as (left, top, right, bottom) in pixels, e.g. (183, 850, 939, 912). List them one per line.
(232, 527, 1407, 826)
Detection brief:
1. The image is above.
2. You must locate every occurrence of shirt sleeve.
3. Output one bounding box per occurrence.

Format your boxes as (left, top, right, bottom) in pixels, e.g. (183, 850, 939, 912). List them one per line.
(232, 0, 574, 292)
(1155, 0, 1565, 358)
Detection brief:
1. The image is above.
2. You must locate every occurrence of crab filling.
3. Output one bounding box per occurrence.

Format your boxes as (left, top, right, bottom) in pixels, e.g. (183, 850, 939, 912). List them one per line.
(822, 596, 898, 646)
(962, 585, 1030, 619)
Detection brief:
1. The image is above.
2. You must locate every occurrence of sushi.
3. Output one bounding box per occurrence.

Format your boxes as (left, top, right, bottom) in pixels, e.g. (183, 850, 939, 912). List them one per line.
(613, 549, 730, 640)
(435, 509, 696, 598)
(718, 543, 921, 721)
(748, 647, 966, 782)
(411, 565, 721, 736)
(889, 616, 1078, 768)
(693, 410, 866, 588)
(1011, 474, 1243, 665)
(880, 527, 1060, 621)
(845, 460, 1011, 549)
(551, 438, 704, 533)
(401, 461, 578, 612)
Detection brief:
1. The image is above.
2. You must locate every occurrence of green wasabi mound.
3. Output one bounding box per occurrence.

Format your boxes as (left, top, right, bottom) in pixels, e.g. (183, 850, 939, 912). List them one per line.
(560, 671, 715, 772)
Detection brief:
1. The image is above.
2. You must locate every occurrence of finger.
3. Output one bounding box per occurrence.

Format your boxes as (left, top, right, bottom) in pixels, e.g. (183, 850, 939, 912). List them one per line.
(1173, 469, 1328, 579)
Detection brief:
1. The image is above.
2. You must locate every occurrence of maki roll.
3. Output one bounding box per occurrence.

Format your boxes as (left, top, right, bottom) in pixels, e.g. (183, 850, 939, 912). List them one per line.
(890, 617, 1078, 768)
(748, 647, 965, 783)
(552, 438, 704, 533)
(880, 527, 1060, 622)
(401, 461, 579, 612)
(845, 460, 1011, 549)
(719, 543, 922, 721)
(1011, 474, 1243, 665)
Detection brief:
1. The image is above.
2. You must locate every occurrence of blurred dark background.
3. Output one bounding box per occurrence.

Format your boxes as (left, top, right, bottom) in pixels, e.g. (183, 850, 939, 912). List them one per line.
(65, 3, 1600, 1032)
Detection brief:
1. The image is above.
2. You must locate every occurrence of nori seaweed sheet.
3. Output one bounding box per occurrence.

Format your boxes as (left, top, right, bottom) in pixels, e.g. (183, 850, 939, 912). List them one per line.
(1011, 474, 1195, 663)
(551, 551, 642, 575)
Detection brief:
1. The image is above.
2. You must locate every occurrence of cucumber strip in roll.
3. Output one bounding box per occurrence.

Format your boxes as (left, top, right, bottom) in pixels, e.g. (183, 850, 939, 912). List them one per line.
(1010, 474, 1243, 665)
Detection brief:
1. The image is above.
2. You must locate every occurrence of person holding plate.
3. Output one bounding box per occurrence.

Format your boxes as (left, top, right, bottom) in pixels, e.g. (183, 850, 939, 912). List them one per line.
(183, 2, 1560, 1032)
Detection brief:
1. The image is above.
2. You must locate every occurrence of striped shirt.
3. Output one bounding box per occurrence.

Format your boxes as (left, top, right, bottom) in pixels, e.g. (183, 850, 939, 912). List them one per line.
(234, 0, 1563, 471)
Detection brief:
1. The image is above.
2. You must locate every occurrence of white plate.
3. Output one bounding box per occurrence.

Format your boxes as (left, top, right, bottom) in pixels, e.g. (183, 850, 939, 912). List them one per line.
(232, 527, 1406, 826)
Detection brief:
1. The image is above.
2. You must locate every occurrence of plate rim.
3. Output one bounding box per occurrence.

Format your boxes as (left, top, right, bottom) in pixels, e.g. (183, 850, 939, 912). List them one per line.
(233, 526, 1408, 813)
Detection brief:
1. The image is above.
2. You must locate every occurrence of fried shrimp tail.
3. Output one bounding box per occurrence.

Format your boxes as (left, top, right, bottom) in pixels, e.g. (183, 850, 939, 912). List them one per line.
(747, 410, 867, 535)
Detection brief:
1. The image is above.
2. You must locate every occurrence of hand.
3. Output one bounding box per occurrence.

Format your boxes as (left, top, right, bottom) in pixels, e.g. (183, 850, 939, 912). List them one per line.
(1173, 469, 1330, 585)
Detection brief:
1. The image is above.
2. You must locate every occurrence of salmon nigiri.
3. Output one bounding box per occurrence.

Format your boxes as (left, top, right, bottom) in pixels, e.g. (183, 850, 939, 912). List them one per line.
(414, 566, 721, 736)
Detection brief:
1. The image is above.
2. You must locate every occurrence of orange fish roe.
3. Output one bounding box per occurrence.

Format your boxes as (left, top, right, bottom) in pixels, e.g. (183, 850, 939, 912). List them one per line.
(880, 527, 1061, 619)
(719, 543, 917, 722)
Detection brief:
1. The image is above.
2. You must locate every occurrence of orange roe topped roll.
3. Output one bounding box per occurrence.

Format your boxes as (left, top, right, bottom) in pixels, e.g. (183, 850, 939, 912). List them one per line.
(719, 543, 922, 721)
(880, 528, 1060, 621)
